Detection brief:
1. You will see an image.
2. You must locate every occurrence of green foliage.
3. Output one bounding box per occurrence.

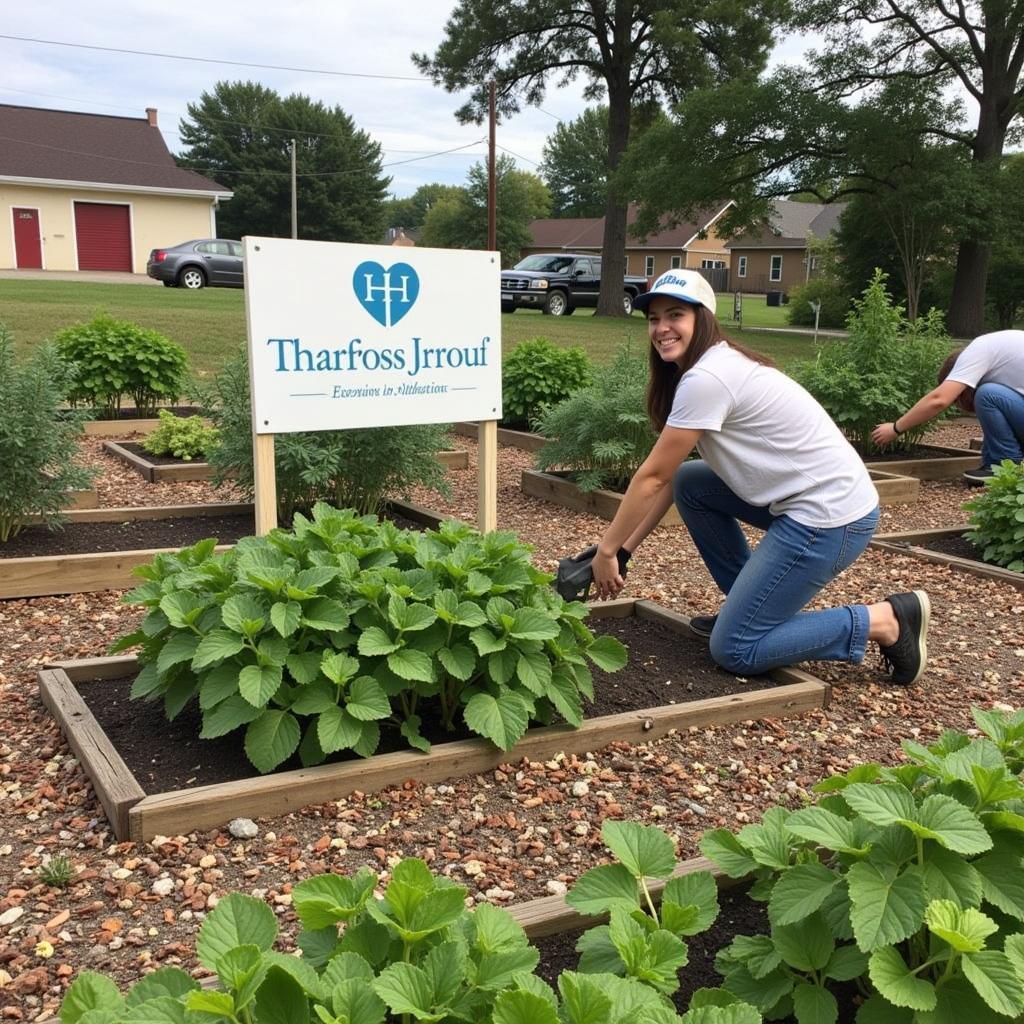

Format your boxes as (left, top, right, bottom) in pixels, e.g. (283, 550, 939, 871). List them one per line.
(535, 343, 656, 491)
(382, 183, 464, 233)
(198, 348, 450, 521)
(502, 338, 592, 429)
(112, 504, 627, 773)
(0, 325, 95, 542)
(789, 270, 953, 453)
(53, 313, 188, 417)
(540, 105, 611, 217)
(964, 460, 1024, 572)
(141, 410, 219, 461)
(62, 856, 720, 1024)
(37, 855, 74, 888)
(786, 277, 852, 329)
(702, 705, 1024, 1022)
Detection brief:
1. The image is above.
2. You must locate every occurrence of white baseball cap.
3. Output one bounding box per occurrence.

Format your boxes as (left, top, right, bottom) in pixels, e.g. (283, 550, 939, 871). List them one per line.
(633, 270, 716, 314)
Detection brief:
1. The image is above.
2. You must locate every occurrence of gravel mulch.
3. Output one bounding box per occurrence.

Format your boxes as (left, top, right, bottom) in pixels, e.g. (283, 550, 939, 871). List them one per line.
(1, 424, 1021, 1021)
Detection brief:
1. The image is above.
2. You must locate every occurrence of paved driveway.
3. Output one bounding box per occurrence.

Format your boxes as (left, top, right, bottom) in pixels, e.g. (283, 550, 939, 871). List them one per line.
(0, 269, 159, 285)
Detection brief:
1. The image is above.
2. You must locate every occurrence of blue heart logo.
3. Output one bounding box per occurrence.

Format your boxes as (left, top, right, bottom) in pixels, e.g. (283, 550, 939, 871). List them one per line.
(352, 261, 419, 327)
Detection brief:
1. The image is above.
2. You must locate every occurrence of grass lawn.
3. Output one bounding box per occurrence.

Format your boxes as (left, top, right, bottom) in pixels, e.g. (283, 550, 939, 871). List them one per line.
(1, 278, 819, 377)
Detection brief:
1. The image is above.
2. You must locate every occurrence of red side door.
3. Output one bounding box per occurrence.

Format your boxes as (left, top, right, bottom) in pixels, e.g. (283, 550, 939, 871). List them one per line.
(12, 208, 42, 269)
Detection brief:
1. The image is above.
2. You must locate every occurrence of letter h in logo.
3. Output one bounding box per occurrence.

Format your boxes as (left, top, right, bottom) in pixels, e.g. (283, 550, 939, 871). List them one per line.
(353, 260, 420, 327)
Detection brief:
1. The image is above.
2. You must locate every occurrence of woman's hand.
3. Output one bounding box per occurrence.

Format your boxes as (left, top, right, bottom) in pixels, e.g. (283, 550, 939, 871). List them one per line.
(871, 421, 898, 446)
(591, 547, 624, 600)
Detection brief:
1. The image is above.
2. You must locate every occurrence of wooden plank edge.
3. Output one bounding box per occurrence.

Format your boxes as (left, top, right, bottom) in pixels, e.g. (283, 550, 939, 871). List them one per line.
(27, 502, 254, 526)
(521, 469, 681, 527)
(870, 539, 1024, 590)
(383, 497, 466, 529)
(102, 440, 155, 483)
(437, 449, 470, 470)
(38, 668, 144, 840)
(152, 462, 217, 483)
(452, 421, 549, 453)
(873, 525, 971, 543)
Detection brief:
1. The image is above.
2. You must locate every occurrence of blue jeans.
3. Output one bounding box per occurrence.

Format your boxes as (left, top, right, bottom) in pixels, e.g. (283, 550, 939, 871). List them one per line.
(673, 461, 878, 675)
(976, 383, 1024, 467)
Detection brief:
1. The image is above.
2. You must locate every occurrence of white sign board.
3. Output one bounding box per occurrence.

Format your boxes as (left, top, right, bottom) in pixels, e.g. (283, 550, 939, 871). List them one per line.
(244, 238, 502, 434)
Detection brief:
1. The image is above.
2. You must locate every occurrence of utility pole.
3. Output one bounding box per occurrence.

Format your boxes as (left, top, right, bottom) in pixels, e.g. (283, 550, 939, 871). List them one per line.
(487, 81, 496, 253)
(290, 139, 297, 240)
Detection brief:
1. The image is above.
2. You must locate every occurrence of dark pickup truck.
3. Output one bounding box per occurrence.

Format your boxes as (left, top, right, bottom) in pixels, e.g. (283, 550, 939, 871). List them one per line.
(500, 253, 649, 316)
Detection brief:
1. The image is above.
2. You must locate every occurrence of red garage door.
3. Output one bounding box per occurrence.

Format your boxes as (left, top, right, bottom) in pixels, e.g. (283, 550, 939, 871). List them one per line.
(74, 202, 132, 271)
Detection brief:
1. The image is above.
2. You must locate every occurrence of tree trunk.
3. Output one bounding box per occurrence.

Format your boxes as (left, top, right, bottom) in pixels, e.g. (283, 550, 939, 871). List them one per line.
(596, 80, 632, 317)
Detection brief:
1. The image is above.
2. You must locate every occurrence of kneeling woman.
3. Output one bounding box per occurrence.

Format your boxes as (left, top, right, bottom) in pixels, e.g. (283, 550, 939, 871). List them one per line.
(590, 271, 929, 686)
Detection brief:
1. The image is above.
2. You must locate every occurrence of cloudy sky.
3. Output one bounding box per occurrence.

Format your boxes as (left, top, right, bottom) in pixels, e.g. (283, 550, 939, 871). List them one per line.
(0, 3, 817, 198)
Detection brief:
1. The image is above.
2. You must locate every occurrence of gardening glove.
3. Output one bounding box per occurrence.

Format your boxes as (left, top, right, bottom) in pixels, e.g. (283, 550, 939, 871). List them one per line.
(555, 544, 631, 602)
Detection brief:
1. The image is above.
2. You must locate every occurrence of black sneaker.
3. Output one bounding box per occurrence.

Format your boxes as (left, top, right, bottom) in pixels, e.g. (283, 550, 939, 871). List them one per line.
(879, 591, 930, 686)
(963, 465, 995, 486)
(688, 614, 718, 638)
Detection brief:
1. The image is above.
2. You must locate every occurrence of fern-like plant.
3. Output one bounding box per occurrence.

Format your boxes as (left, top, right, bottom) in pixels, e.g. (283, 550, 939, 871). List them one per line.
(964, 459, 1024, 571)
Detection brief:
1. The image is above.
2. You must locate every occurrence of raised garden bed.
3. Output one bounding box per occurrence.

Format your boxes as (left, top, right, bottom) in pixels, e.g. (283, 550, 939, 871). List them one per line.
(453, 420, 548, 453)
(864, 442, 979, 481)
(66, 487, 99, 510)
(522, 468, 919, 524)
(40, 598, 830, 842)
(872, 526, 1024, 590)
(79, 407, 206, 437)
(0, 497, 453, 600)
(104, 440, 471, 483)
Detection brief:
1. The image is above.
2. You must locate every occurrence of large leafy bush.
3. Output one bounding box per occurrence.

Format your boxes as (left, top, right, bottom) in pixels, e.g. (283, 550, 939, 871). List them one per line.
(112, 505, 627, 773)
(53, 313, 188, 418)
(61, 855, 753, 1024)
(786, 277, 852, 330)
(199, 348, 451, 521)
(964, 460, 1024, 572)
(535, 343, 656, 491)
(790, 270, 953, 453)
(502, 337, 591, 430)
(701, 705, 1024, 1022)
(0, 325, 95, 542)
(141, 409, 219, 461)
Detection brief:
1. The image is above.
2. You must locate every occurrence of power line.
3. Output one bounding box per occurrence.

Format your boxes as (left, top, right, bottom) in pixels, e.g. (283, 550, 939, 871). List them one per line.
(0, 34, 429, 82)
(496, 143, 541, 167)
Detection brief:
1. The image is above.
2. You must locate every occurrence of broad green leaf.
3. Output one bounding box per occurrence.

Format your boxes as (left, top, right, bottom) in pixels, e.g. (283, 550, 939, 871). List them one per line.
(345, 677, 391, 721)
(454, 601, 487, 627)
(321, 651, 359, 684)
(387, 647, 435, 682)
(854, 994, 915, 1023)
(547, 665, 583, 726)
(252, 966, 308, 1024)
(473, 946, 539, 991)
(786, 806, 870, 854)
(156, 632, 199, 676)
(920, 846, 983, 908)
(508, 607, 560, 640)
(358, 626, 400, 656)
(130, 662, 162, 700)
(184, 990, 236, 1020)
(421, 941, 466, 1009)
(292, 871, 376, 929)
(700, 830, 759, 877)
(824, 944, 868, 982)
(119, 996, 187, 1023)
(913, 795, 992, 855)
(192, 629, 245, 670)
(288, 679, 335, 715)
(565, 863, 639, 915)
(720, 963, 793, 1012)
(329, 979, 386, 1024)
(200, 694, 262, 738)
(556, 972, 613, 1024)
(400, 714, 431, 752)
(973, 845, 1024, 920)
(270, 601, 302, 637)
(463, 691, 530, 750)
(438, 643, 475, 681)
(1005, 933, 1024, 979)
(586, 634, 628, 672)
(321, 950, 374, 993)
(372, 962, 437, 1020)
(261, 951, 322, 1000)
(285, 650, 321, 685)
(125, 967, 198, 1008)
(602, 820, 676, 880)
(847, 862, 927, 952)
(198, 663, 240, 708)
(492, 989, 560, 1024)
(868, 946, 937, 1011)
(159, 592, 207, 629)
(842, 783, 917, 827)
(215, 945, 265, 1008)
(488, 647, 519, 686)
(961, 950, 1024, 1016)
(469, 626, 506, 655)
(792, 983, 839, 1024)
(244, 709, 301, 773)
(302, 597, 349, 631)
(768, 863, 839, 926)
(196, 893, 277, 971)
(925, 900, 997, 952)
(738, 807, 792, 870)
(726, 935, 781, 979)
(516, 650, 552, 693)
(239, 664, 282, 707)
(773, 913, 834, 972)
(662, 871, 719, 936)
(317, 705, 363, 753)
(221, 595, 266, 634)
(471, 902, 531, 954)
(61, 973, 124, 1024)
(682, 1002, 762, 1024)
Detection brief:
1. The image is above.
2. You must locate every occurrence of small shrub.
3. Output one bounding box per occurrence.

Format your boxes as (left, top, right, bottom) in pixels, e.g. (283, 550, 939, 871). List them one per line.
(111, 505, 627, 773)
(535, 343, 656, 491)
(36, 855, 74, 888)
(200, 348, 451, 521)
(786, 277, 851, 329)
(502, 337, 591, 429)
(964, 459, 1024, 571)
(141, 410, 219, 461)
(0, 325, 95, 542)
(790, 270, 953, 453)
(53, 313, 188, 418)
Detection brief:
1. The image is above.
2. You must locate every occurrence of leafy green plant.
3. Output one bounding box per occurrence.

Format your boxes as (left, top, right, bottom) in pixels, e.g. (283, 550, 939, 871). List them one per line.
(111, 504, 627, 773)
(0, 325, 95, 542)
(61, 856, 735, 1024)
(701, 705, 1024, 1022)
(786, 277, 852, 330)
(789, 270, 953, 453)
(141, 409, 220, 461)
(964, 459, 1024, 572)
(502, 337, 591, 430)
(198, 347, 451, 521)
(37, 854, 74, 888)
(535, 342, 656, 491)
(53, 313, 188, 418)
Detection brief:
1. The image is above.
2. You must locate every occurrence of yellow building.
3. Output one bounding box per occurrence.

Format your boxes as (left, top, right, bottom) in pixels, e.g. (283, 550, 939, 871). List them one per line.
(0, 104, 231, 274)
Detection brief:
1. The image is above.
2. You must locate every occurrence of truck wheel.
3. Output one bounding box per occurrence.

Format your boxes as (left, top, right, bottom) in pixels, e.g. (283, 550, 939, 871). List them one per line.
(543, 291, 570, 316)
(623, 292, 635, 316)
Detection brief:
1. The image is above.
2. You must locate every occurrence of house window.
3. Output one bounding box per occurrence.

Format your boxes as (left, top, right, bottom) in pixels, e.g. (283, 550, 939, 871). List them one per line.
(770, 255, 783, 282)
(700, 259, 726, 269)
(737, 256, 747, 278)
(670, 255, 681, 269)
(644, 255, 655, 276)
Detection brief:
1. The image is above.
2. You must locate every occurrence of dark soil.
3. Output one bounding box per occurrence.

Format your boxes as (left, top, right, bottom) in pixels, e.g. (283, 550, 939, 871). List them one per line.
(916, 532, 1021, 574)
(117, 441, 211, 467)
(860, 443, 974, 462)
(72, 617, 768, 794)
(0, 514, 255, 559)
(533, 884, 861, 1021)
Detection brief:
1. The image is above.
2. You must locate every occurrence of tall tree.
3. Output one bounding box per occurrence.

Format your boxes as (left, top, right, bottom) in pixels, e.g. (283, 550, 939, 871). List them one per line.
(413, 0, 788, 317)
(383, 183, 465, 232)
(177, 80, 390, 243)
(541, 106, 610, 217)
(987, 154, 1024, 329)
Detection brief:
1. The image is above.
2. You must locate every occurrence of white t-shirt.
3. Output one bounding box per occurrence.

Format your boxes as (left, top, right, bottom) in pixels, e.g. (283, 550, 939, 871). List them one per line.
(666, 343, 878, 527)
(945, 330, 1024, 396)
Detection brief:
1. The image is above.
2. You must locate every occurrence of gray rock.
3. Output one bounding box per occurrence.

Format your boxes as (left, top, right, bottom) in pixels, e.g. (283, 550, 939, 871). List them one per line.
(228, 818, 258, 839)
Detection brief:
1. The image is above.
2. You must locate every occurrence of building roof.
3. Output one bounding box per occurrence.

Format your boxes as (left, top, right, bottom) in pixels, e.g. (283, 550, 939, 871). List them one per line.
(527, 202, 733, 251)
(0, 104, 230, 196)
(726, 199, 846, 250)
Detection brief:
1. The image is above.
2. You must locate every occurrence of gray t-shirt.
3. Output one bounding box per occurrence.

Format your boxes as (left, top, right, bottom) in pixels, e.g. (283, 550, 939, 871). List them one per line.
(666, 343, 877, 527)
(946, 330, 1024, 396)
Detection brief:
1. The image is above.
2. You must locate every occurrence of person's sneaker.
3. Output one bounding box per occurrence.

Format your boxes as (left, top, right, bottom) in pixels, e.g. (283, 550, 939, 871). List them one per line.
(963, 465, 996, 486)
(688, 614, 718, 638)
(879, 591, 930, 686)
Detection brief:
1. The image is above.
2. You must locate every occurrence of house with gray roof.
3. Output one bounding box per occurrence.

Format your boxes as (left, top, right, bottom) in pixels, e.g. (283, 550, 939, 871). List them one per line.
(0, 103, 231, 274)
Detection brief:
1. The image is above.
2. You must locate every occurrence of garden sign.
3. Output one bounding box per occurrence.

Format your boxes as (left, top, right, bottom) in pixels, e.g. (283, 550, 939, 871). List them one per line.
(243, 238, 502, 533)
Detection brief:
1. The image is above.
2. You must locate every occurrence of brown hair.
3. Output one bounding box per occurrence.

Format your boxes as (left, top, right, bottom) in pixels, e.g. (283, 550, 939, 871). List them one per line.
(646, 305, 775, 432)
(937, 348, 975, 413)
